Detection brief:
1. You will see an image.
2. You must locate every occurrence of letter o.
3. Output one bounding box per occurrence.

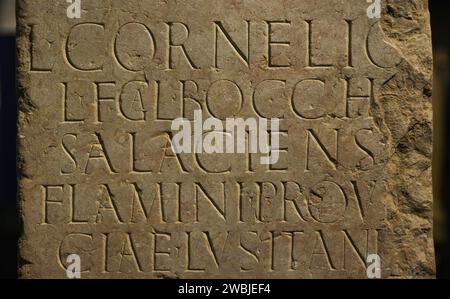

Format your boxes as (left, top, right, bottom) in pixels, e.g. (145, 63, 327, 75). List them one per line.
(307, 181, 346, 223)
(206, 80, 243, 119)
(114, 22, 156, 71)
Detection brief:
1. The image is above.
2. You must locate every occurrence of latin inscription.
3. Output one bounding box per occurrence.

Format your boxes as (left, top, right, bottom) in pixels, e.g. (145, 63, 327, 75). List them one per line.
(17, 0, 413, 278)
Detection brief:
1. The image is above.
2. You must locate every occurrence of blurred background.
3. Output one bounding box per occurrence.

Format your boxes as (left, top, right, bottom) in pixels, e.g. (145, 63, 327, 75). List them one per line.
(0, 0, 18, 279)
(429, 0, 450, 279)
(0, 0, 450, 279)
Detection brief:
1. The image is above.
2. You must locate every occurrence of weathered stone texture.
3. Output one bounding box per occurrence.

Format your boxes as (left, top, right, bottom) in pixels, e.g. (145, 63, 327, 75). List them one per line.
(17, 0, 434, 278)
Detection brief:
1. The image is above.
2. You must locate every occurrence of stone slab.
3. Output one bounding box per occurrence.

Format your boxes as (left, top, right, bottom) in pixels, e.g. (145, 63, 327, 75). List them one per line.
(17, 0, 435, 278)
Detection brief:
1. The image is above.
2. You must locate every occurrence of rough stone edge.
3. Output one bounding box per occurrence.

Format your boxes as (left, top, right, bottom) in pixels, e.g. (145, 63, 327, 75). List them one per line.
(16, 0, 37, 279)
(378, 0, 435, 278)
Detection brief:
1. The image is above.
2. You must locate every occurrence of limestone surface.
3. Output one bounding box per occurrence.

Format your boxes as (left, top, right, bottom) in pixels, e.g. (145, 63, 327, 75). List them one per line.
(17, 0, 434, 278)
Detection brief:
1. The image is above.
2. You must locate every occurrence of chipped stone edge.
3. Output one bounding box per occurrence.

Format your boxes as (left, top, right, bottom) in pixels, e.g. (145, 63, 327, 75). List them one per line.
(377, 0, 435, 278)
(17, 0, 37, 279)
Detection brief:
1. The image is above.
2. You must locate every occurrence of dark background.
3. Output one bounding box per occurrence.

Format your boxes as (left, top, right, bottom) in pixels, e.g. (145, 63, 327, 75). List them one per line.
(0, 0, 18, 279)
(430, 1, 450, 279)
(1, 0, 450, 279)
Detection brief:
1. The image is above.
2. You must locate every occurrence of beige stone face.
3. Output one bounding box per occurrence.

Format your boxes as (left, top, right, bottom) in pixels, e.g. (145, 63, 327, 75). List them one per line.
(17, 0, 434, 278)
